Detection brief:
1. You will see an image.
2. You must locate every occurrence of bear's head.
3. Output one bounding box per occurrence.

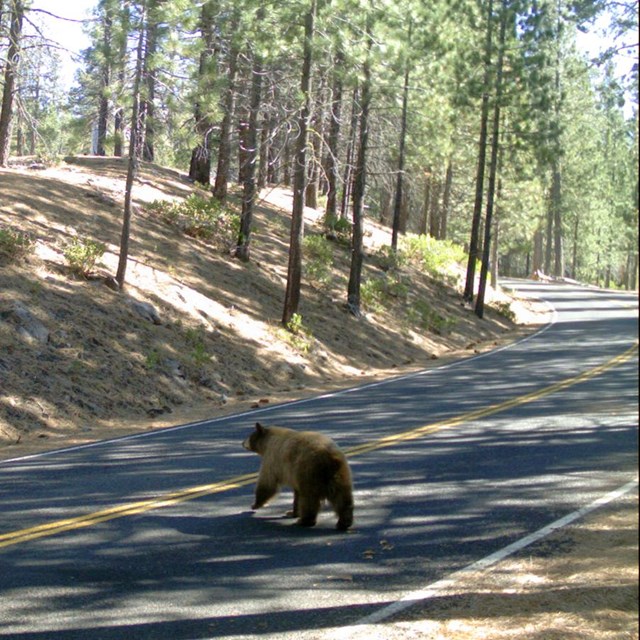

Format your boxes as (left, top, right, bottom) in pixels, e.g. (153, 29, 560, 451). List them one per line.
(242, 422, 269, 454)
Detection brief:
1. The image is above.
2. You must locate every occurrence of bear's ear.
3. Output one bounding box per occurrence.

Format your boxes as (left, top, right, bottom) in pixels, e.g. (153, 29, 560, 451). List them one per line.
(255, 422, 265, 433)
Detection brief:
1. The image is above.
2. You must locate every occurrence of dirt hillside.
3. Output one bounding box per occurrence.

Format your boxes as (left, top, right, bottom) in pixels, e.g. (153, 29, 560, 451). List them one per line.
(0, 155, 544, 458)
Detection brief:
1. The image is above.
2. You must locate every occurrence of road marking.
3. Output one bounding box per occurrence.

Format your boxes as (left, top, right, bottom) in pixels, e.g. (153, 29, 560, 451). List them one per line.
(0, 473, 258, 548)
(1, 341, 637, 549)
(344, 340, 638, 456)
(326, 477, 639, 639)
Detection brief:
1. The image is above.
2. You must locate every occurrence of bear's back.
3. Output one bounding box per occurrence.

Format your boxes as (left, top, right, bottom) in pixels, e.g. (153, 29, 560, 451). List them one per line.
(263, 427, 349, 491)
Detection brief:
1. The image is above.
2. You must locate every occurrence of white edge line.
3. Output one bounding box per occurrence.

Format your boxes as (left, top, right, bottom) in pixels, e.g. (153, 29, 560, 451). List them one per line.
(1, 281, 558, 465)
(329, 477, 639, 639)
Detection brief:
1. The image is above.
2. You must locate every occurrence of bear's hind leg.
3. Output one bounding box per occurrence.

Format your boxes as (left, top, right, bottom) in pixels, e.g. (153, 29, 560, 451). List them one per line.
(331, 492, 354, 531)
(296, 492, 321, 528)
(286, 491, 299, 518)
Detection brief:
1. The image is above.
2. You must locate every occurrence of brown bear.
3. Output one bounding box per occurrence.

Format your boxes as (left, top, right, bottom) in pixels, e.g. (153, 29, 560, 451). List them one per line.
(242, 422, 354, 531)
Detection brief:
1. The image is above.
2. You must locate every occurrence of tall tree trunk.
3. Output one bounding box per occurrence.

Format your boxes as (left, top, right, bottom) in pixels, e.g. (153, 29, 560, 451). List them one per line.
(189, 1, 216, 185)
(324, 47, 344, 227)
(282, 0, 316, 326)
(257, 113, 269, 189)
(420, 169, 432, 235)
(0, 0, 24, 167)
(429, 178, 441, 239)
(391, 21, 412, 251)
(212, 38, 239, 201)
(532, 228, 544, 275)
(475, 0, 506, 319)
(339, 87, 359, 220)
(463, 0, 494, 303)
(96, 6, 113, 157)
(544, 193, 553, 274)
(551, 162, 563, 276)
(305, 85, 324, 210)
(141, 3, 159, 163)
(490, 130, 505, 288)
(113, 4, 130, 157)
(347, 8, 373, 317)
(571, 213, 579, 279)
(282, 131, 292, 187)
(440, 155, 453, 240)
(116, 3, 146, 290)
(235, 51, 263, 262)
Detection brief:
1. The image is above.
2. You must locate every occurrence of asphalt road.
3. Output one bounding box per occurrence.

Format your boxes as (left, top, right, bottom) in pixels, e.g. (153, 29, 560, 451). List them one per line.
(0, 280, 637, 640)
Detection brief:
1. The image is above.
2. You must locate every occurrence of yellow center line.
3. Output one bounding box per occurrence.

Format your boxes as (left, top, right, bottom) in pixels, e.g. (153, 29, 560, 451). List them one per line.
(1, 341, 637, 549)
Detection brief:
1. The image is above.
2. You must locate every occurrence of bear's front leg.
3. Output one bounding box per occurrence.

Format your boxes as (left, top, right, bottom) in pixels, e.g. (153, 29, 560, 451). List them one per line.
(252, 481, 277, 510)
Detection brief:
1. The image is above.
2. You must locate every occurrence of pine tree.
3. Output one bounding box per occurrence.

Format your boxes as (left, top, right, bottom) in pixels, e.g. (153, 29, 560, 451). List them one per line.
(463, 0, 494, 303)
(283, 0, 316, 326)
(346, 3, 374, 317)
(0, 0, 25, 166)
(116, 0, 147, 290)
(188, 0, 217, 185)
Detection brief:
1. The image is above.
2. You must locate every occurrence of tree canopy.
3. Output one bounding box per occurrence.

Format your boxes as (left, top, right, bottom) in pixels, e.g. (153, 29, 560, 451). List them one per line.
(1, 0, 637, 309)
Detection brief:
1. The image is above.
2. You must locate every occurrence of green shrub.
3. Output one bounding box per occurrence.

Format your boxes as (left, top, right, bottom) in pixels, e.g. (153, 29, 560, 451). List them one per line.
(280, 313, 313, 354)
(63, 237, 106, 276)
(323, 214, 352, 243)
(361, 272, 410, 313)
(144, 349, 161, 370)
(400, 234, 465, 277)
(0, 227, 34, 260)
(373, 245, 408, 272)
(184, 326, 211, 365)
(407, 300, 455, 335)
(148, 194, 240, 244)
(490, 300, 516, 322)
(303, 234, 333, 285)
(360, 278, 386, 313)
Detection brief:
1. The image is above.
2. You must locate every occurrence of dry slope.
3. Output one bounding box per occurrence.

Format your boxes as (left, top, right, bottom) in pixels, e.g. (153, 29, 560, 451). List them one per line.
(1, 156, 545, 457)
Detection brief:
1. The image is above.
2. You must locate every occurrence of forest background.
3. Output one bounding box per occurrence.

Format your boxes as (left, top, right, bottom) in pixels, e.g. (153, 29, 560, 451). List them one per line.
(1, 0, 638, 299)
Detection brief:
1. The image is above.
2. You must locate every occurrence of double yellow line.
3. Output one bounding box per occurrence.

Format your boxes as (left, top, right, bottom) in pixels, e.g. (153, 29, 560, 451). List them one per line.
(1, 341, 637, 550)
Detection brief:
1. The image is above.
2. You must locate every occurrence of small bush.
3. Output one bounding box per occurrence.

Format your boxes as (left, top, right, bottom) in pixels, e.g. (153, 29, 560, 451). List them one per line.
(323, 214, 352, 244)
(360, 278, 386, 313)
(185, 326, 211, 365)
(280, 313, 313, 354)
(303, 234, 333, 285)
(0, 227, 34, 260)
(401, 234, 465, 277)
(490, 300, 516, 322)
(64, 237, 106, 276)
(361, 272, 410, 313)
(148, 194, 240, 245)
(144, 349, 161, 370)
(373, 245, 408, 272)
(407, 300, 455, 335)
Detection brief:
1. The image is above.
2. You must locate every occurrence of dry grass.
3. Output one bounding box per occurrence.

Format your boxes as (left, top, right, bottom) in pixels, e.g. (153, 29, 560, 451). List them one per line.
(322, 492, 638, 640)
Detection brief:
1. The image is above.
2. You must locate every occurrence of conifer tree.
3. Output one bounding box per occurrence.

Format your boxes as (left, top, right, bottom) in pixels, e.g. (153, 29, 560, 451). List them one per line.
(283, 0, 316, 326)
(0, 0, 25, 166)
(346, 3, 374, 317)
(116, 0, 147, 290)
